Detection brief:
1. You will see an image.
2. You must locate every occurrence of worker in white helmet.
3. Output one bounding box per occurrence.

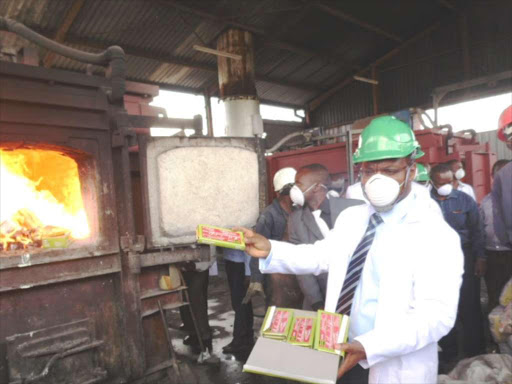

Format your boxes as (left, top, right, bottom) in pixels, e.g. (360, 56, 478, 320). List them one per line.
(245, 166, 299, 304)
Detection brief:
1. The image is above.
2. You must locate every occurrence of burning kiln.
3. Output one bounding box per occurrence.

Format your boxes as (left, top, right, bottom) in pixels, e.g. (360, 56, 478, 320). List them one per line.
(0, 18, 265, 383)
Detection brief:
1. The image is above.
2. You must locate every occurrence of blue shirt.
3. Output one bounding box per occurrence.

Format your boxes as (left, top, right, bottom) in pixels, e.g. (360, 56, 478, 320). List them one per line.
(223, 248, 251, 275)
(431, 189, 485, 259)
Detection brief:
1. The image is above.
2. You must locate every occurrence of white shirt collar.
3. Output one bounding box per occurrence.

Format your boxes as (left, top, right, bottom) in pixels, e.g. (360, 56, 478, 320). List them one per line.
(368, 188, 417, 225)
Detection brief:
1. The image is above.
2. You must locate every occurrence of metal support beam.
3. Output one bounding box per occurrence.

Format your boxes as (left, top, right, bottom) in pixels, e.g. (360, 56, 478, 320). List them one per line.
(309, 21, 443, 111)
(204, 88, 214, 137)
(315, 2, 403, 42)
(371, 66, 379, 114)
(458, 14, 471, 80)
(43, 0, 85, 68)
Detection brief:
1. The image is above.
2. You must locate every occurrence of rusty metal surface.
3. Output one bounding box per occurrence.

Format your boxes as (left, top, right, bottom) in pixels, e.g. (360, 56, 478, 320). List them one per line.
(6, 318, 106, 384)
(0, 274, 125, 383)
(217, 29, 257, 99)
(0, 57, 215, 384)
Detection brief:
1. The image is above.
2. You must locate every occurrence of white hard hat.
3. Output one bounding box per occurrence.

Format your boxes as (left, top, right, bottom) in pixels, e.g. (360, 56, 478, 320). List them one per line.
(273, 167, 296, 192)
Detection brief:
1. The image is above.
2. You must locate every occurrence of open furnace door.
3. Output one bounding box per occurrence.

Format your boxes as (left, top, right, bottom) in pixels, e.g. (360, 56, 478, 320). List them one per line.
(139, 136, 265, 249)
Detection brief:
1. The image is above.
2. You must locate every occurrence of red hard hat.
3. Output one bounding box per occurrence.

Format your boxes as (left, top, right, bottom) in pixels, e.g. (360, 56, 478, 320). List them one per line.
(498, 105, 512, 142)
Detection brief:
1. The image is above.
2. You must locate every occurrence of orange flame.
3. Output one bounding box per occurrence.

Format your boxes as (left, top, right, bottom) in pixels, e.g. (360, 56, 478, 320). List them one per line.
(0, 149, 90, 250)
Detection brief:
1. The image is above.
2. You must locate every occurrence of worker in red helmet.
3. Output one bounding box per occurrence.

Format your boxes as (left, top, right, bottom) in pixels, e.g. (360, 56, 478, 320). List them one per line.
(491, 105, 512, 250)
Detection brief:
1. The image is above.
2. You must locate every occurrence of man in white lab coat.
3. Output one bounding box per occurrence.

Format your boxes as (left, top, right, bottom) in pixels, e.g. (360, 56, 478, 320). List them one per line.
(238, 116, 464, 384)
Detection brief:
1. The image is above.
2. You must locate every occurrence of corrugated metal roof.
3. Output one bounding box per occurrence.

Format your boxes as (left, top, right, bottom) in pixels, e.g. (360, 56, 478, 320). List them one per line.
(477, 130, 512, 161)
(313, 81, 374, 127)
(0, 0, 508, 111)
(312, 0, 512, 127)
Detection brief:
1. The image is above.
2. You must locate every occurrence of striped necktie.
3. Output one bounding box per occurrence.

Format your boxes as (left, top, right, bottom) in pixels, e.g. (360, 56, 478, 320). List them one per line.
(336, 213, 383, 315)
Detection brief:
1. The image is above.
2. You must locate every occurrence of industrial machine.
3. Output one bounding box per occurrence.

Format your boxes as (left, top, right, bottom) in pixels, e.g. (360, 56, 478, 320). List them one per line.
(266, 109, 496, 203)
(0, 18, 265, 383)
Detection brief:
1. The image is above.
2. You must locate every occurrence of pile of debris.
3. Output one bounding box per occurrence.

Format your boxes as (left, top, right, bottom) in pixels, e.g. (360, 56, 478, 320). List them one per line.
(0, 208, 69, 252)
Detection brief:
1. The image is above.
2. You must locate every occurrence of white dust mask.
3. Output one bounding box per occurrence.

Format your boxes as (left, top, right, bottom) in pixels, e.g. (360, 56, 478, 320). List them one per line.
(290, 184, 314, 207)
(363, 175, 401, 212)
(454, 168, 465, 180)
(363, 166, 411, 212)
(290, 183, 323, 207)
(290, 185, 305, 206)
(436, 183, 453, 196)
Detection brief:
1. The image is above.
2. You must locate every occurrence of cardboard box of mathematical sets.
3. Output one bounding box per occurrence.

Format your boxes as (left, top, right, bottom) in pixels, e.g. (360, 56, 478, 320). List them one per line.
(243, 306, 350, 384)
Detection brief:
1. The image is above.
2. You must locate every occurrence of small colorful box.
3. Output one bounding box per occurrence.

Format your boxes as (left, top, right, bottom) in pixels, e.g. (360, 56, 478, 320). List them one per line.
(287, 316, 316, 348)
(260, 306, 294, 341)
(196, 224, 245, 250)
(314, 310, 350, 357)
(42, 233, 72, 248)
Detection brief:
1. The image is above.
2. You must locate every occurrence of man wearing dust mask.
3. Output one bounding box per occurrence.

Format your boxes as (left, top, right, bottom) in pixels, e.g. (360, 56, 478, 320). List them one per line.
(430, 163, 486, 364)
(236, 116, 464, 384)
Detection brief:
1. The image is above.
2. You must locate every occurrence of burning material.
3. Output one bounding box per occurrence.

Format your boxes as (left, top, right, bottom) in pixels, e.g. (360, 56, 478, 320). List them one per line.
(0, 149, 90, 252)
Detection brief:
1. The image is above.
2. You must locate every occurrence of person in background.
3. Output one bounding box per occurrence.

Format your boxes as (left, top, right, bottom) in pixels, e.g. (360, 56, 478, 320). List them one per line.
(492, 105, 512, 251)
(414, 163, 431, 189)
(239, 117, 463, 384)
(244, 167, 300, 307)
(480, 159, 512, 311)
(288, 163, 363, 310)
(446, 159, 476, 201)
(180, 257, 216, 353)
(222, 248, 254, 354)
(430, 164, 485, 362)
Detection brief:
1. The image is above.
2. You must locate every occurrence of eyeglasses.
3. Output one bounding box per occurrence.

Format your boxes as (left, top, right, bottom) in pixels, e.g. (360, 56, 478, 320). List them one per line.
(360, 166, 408, 178)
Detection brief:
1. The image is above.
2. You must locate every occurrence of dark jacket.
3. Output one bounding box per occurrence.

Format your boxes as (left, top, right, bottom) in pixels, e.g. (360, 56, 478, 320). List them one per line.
(288, 196, 364, 310)
(250, 199, 289, 283)
(431, 189, 485, 263)
(492, 162, 512, 248)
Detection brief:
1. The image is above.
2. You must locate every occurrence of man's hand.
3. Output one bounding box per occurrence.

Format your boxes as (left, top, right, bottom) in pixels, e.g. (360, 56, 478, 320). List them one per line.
(335, 341, 367, 379)
(234, 227, 271, 258)
(475, 258, 487, 277)
(242, 282, 266, 304)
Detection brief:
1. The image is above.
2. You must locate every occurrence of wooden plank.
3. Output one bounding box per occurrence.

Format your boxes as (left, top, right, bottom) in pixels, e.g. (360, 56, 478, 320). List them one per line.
(141, 301, 188, 318)
(140, 286, 187, 300)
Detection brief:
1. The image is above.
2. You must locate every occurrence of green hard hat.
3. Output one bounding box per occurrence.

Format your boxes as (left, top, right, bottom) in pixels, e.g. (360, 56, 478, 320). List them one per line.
(415, 163, 430, 182)
(353, 116, 425, 163)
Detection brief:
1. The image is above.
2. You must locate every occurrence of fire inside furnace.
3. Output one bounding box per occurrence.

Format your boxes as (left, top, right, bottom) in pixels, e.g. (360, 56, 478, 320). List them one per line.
(0, 149, 90, 252)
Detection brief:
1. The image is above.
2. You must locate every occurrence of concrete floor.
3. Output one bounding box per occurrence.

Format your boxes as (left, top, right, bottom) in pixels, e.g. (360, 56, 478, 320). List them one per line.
(163, 261, 281, 384)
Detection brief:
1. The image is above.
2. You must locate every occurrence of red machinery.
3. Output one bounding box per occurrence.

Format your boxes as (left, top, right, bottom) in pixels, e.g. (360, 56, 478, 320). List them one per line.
(266, 126, 496, 203)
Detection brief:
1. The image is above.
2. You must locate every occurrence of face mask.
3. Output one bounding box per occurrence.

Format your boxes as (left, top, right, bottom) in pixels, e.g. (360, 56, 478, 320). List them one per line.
(435, 183, 453, 196)
(290, 183, 322, 207)
(363, 167, 411, 212)
(454, 168, 465, 180)
(290, 185, 307, 206)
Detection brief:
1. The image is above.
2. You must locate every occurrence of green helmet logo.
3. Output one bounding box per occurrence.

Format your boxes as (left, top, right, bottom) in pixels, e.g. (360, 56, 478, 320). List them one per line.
(353, 116, 425, 163)
(415, 163, 430, 182)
